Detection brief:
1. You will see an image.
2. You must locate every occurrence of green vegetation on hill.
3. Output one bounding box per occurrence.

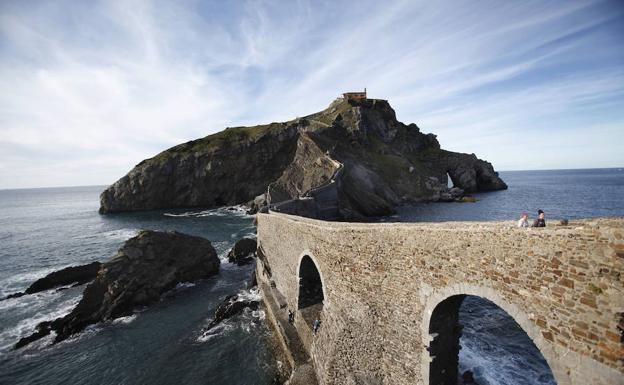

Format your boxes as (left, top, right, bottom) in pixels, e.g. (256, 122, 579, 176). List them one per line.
(149, 121, 291, 165)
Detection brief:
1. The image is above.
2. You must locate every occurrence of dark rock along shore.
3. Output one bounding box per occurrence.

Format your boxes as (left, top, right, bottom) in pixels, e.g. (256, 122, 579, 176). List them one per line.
(2, 262, 101, 300)
(206, 294, 260, 331)
(99, 98, 506, 220)
(15, 230, 219, 348)
(227, 238, 257, 265)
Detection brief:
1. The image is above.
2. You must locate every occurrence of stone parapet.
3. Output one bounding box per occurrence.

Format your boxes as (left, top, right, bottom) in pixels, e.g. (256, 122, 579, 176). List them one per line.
(257, 213, 624, 385)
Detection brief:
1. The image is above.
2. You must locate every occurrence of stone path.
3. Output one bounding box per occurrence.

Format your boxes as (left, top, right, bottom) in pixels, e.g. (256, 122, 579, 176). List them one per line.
(308, 119, 330, 128)
(300, 303, 323, 326)
(261, 281, 319, 385)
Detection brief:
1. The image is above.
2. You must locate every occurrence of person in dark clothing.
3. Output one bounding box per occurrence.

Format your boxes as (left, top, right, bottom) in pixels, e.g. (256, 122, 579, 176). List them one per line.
(312, 319, 321, 334)
(533, 209, 546, 227)
(288, 310, 294, 324)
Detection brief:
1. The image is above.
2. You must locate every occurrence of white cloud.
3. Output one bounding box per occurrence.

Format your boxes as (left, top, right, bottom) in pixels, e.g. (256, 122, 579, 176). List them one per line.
(0, 0, 623, 188)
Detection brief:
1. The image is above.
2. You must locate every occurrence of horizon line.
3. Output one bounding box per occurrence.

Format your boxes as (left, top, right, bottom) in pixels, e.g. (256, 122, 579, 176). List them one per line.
(1, 166, 622, 192)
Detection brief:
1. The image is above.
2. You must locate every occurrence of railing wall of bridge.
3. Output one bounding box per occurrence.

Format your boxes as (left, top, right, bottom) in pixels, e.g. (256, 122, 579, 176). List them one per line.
(256, 213, 623, 385)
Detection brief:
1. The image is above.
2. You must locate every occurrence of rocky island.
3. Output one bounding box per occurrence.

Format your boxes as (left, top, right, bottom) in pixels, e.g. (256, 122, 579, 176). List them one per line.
(99, 96, 506, 220)
(15, 230, 220, 348)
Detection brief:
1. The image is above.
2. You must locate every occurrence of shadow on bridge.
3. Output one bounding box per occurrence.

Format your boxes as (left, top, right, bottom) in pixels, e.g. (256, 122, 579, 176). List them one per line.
(298, 255, 324, 326)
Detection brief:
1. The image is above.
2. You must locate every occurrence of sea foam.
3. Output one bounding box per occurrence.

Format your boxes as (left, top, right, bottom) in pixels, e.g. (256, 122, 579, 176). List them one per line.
(0, 296, 80, 353)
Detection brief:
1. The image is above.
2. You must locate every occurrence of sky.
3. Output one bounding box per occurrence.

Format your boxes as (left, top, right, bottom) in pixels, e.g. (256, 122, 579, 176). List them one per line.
(0, 0, 623, 189)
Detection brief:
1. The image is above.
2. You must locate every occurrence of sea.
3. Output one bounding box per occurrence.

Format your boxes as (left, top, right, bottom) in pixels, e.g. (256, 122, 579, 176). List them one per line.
(0, 168, 622, 385)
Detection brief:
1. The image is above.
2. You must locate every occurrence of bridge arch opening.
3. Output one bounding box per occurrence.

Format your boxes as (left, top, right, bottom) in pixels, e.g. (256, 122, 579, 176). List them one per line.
(428, 295, 555, 385)
(297, 255, 324, 325)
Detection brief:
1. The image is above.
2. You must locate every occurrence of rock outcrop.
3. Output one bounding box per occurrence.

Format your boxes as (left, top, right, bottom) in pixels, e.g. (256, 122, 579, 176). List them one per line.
(100, 122, 298, 213)
(2, 262, 101, 301)
(205, 292, 260, 330)
(100, 98, 506, 219)
(227, 238, 257, 265)
(15, 230, 219, 348)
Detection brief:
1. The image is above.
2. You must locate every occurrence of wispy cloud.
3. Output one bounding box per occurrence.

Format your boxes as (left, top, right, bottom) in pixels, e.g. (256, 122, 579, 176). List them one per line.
(0, 0, 623, 188)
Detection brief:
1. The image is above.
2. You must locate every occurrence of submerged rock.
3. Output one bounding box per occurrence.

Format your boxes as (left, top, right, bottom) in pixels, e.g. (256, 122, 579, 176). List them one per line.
(99, 98, 506, 220)
(15, 230, 219, 348)
(227, 238, 257, 265)
(14, 319, 64, 349)
(461, 370, 480, 385)
(206, 293, 260, 330)
(2, 262, 101, 301)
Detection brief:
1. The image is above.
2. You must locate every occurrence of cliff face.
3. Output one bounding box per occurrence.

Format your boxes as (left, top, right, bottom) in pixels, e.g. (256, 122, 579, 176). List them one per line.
(100, 98, 507, 219)
(100, 123, 299, 213)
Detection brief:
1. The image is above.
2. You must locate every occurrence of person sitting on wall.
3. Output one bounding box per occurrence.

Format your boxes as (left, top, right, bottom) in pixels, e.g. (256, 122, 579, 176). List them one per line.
(312, 319, 321, 334)
(517, 212, 529, 228)
(532, 209, 546, 227)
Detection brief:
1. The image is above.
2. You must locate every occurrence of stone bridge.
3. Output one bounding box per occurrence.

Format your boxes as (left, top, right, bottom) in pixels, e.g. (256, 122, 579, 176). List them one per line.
(256, 212, 624, 385)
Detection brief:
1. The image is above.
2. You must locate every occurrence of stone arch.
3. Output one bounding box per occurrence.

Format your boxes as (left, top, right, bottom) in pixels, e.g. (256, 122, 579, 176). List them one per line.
(446, 172, 454, 188)
(420, 284, 568, 385)
(297, 253, 326, 325)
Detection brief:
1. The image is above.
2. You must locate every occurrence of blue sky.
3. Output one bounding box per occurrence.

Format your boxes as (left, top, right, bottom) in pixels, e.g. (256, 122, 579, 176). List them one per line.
(0, 0, 623, 189)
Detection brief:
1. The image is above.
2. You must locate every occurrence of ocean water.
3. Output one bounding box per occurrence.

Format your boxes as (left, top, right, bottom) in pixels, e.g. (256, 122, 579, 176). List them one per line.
(459, 297, 556, 385)
(390, 168, 624, 222)
(0, 168, 622, 385)
(0, 186, 279, 385)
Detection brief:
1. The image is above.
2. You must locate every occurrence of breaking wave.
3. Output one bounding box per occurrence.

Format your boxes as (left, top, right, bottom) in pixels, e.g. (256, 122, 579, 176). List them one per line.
(236, 287, 261, 302)
(174, 282, 196, 290)
(196, 288, 263, 343)
(196, 321, 235, 343)
(458, 296, 555, 385)
(0, 267, 72, 298)
(164, 206, 250, 218)
(99, 229, 139, 241)
(112, 315, 137, 325)
(0, 296, 80, 353)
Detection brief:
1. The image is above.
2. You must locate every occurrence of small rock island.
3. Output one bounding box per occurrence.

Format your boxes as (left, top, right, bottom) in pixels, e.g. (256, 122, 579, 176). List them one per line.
(15, 230, 219, 348)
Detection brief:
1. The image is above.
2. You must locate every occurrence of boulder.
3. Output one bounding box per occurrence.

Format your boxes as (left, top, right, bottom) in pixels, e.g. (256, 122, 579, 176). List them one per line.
(15, 230, 219, 348)
(205, 293, 259, 330)
(25, 262, 101, 293)
(439, 187, 465, 202)
(2, 262, 101, 301)
(227, 238, 257, 265)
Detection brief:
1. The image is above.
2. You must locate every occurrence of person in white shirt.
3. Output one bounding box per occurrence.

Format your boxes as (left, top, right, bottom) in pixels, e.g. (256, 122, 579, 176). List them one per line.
(517, 212, 529, 228)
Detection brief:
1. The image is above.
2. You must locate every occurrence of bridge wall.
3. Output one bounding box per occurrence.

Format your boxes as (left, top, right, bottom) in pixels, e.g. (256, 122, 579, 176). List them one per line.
(256, 213, 624, 385)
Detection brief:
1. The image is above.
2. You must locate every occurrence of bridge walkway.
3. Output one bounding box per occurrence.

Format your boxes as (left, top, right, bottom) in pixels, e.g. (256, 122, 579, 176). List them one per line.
(261, 280, 319, 385)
